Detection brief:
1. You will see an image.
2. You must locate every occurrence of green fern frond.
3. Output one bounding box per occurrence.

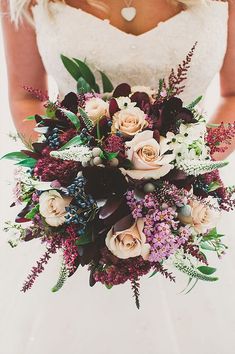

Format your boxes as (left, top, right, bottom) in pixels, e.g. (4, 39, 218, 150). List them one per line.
(51, 262, 69, 293)
(79, 108, 94, 132)
(174, 262, 218, 282)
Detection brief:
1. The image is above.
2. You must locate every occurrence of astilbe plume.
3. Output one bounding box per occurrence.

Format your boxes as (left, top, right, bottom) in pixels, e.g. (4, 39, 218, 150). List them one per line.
(34, 147, 81, 186)
(183, 242, 208, 265)
(152, 262, 176, 282)
(23, 85, 49, 102)
(62, 225, 80, 272)
(163, 42, 198, 97)
(206, 122, 235, 155)
(21, 234, 63, 292)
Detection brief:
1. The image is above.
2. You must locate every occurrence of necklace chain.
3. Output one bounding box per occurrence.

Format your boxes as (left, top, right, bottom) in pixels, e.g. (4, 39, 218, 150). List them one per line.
(123, 0, 134, 8)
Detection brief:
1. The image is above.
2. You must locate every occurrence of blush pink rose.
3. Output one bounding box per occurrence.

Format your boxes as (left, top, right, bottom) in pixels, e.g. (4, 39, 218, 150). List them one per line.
(105, 218, 150, 260)
(121, 130, 174, 180)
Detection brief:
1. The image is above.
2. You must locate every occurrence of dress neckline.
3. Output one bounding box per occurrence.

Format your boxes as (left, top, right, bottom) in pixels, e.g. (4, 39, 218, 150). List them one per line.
(43, 0, 227, 38)
(61, 3, 186, 38)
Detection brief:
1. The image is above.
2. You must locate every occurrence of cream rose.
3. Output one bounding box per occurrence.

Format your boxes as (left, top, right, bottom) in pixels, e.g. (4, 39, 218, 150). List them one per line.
(121, 130, 174, 180)
(112, 106, 148, 137)
(39, 190, 72, 227)
(85, 97, 108, 123)
(178, 197, 220, 234)
(106, 218, 150, 260)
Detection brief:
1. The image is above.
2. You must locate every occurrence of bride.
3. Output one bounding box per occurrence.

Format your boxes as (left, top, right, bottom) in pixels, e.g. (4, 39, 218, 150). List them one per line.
(0, 1, 235, 354)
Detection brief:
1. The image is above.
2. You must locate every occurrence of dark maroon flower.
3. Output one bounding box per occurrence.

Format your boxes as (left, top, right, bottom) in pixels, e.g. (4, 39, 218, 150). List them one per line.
(113, 83, 131, 98)
(109, 98, 120, 117)
(151, 97, 196, 135)
(130, 91, 150, 109)
(61, 92, 79, 114)
(82, 166, 128, 199)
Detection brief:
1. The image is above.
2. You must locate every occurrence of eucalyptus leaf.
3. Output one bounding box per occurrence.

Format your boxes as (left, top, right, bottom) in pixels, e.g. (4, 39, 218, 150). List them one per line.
(61, 54, 81, 81)
(99, 70, 114, 93)
(60, 108, 80, 130)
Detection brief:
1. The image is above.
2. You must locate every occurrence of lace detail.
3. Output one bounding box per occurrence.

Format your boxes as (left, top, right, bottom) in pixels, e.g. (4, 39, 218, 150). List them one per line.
(32, 0, 228, 104)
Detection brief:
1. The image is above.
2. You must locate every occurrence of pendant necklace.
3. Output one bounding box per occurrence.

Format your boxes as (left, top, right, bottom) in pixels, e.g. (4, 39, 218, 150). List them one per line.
(120, 0, 137, 22)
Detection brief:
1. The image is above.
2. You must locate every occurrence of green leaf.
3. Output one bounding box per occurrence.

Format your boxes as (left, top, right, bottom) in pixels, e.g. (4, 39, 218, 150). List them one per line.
(1, 151, 28, 162)
(59, 135, 83, 151)
(75, 232, 92, 246)
(149, 269, 158, 278)
(73, 58, 98, 90)
(207, 181, 222, 192)
(60, 108, 80, 130)
(25, 115, 36, 121)
(61, 54, 81, 81)
(186, 96, 203, 110)
(99, 71, 114, 93)
(200, 241, 216, 251)
(100, 151, 119, 161)
(25, 204, 39, 220)
(203, 228, 224, 241)
(77, 77, 92, 94)
(16, 158, 37, 168)
(197, 266, 217, 275)
(105, 283, 113, 290)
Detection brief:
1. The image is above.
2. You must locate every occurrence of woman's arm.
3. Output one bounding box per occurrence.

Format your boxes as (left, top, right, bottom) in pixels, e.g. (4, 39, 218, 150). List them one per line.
(209, 0, 235, 159)
(1, 0, 48, 143)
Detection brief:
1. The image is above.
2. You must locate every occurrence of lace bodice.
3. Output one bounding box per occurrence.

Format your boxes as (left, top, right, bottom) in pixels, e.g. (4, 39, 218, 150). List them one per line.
(32, 0, 228, 104)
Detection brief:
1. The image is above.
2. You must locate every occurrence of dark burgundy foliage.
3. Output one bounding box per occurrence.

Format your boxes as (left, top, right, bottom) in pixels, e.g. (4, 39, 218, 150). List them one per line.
(82, 166, 128, 199)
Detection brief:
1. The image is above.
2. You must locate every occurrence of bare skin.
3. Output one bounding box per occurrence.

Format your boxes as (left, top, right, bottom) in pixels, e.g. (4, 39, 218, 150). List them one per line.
(1, 0, 235, 157)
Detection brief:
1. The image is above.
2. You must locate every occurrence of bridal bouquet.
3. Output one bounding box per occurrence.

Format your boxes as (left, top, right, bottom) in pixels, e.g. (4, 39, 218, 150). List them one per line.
(3, 45, 235, 308)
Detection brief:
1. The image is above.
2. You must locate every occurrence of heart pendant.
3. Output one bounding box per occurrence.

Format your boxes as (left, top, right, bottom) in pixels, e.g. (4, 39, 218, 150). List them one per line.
(121, 7, 137, 22)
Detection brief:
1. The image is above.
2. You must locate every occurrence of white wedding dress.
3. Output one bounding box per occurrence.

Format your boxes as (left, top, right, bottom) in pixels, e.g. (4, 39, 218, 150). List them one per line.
(0, 1, 235, 354)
